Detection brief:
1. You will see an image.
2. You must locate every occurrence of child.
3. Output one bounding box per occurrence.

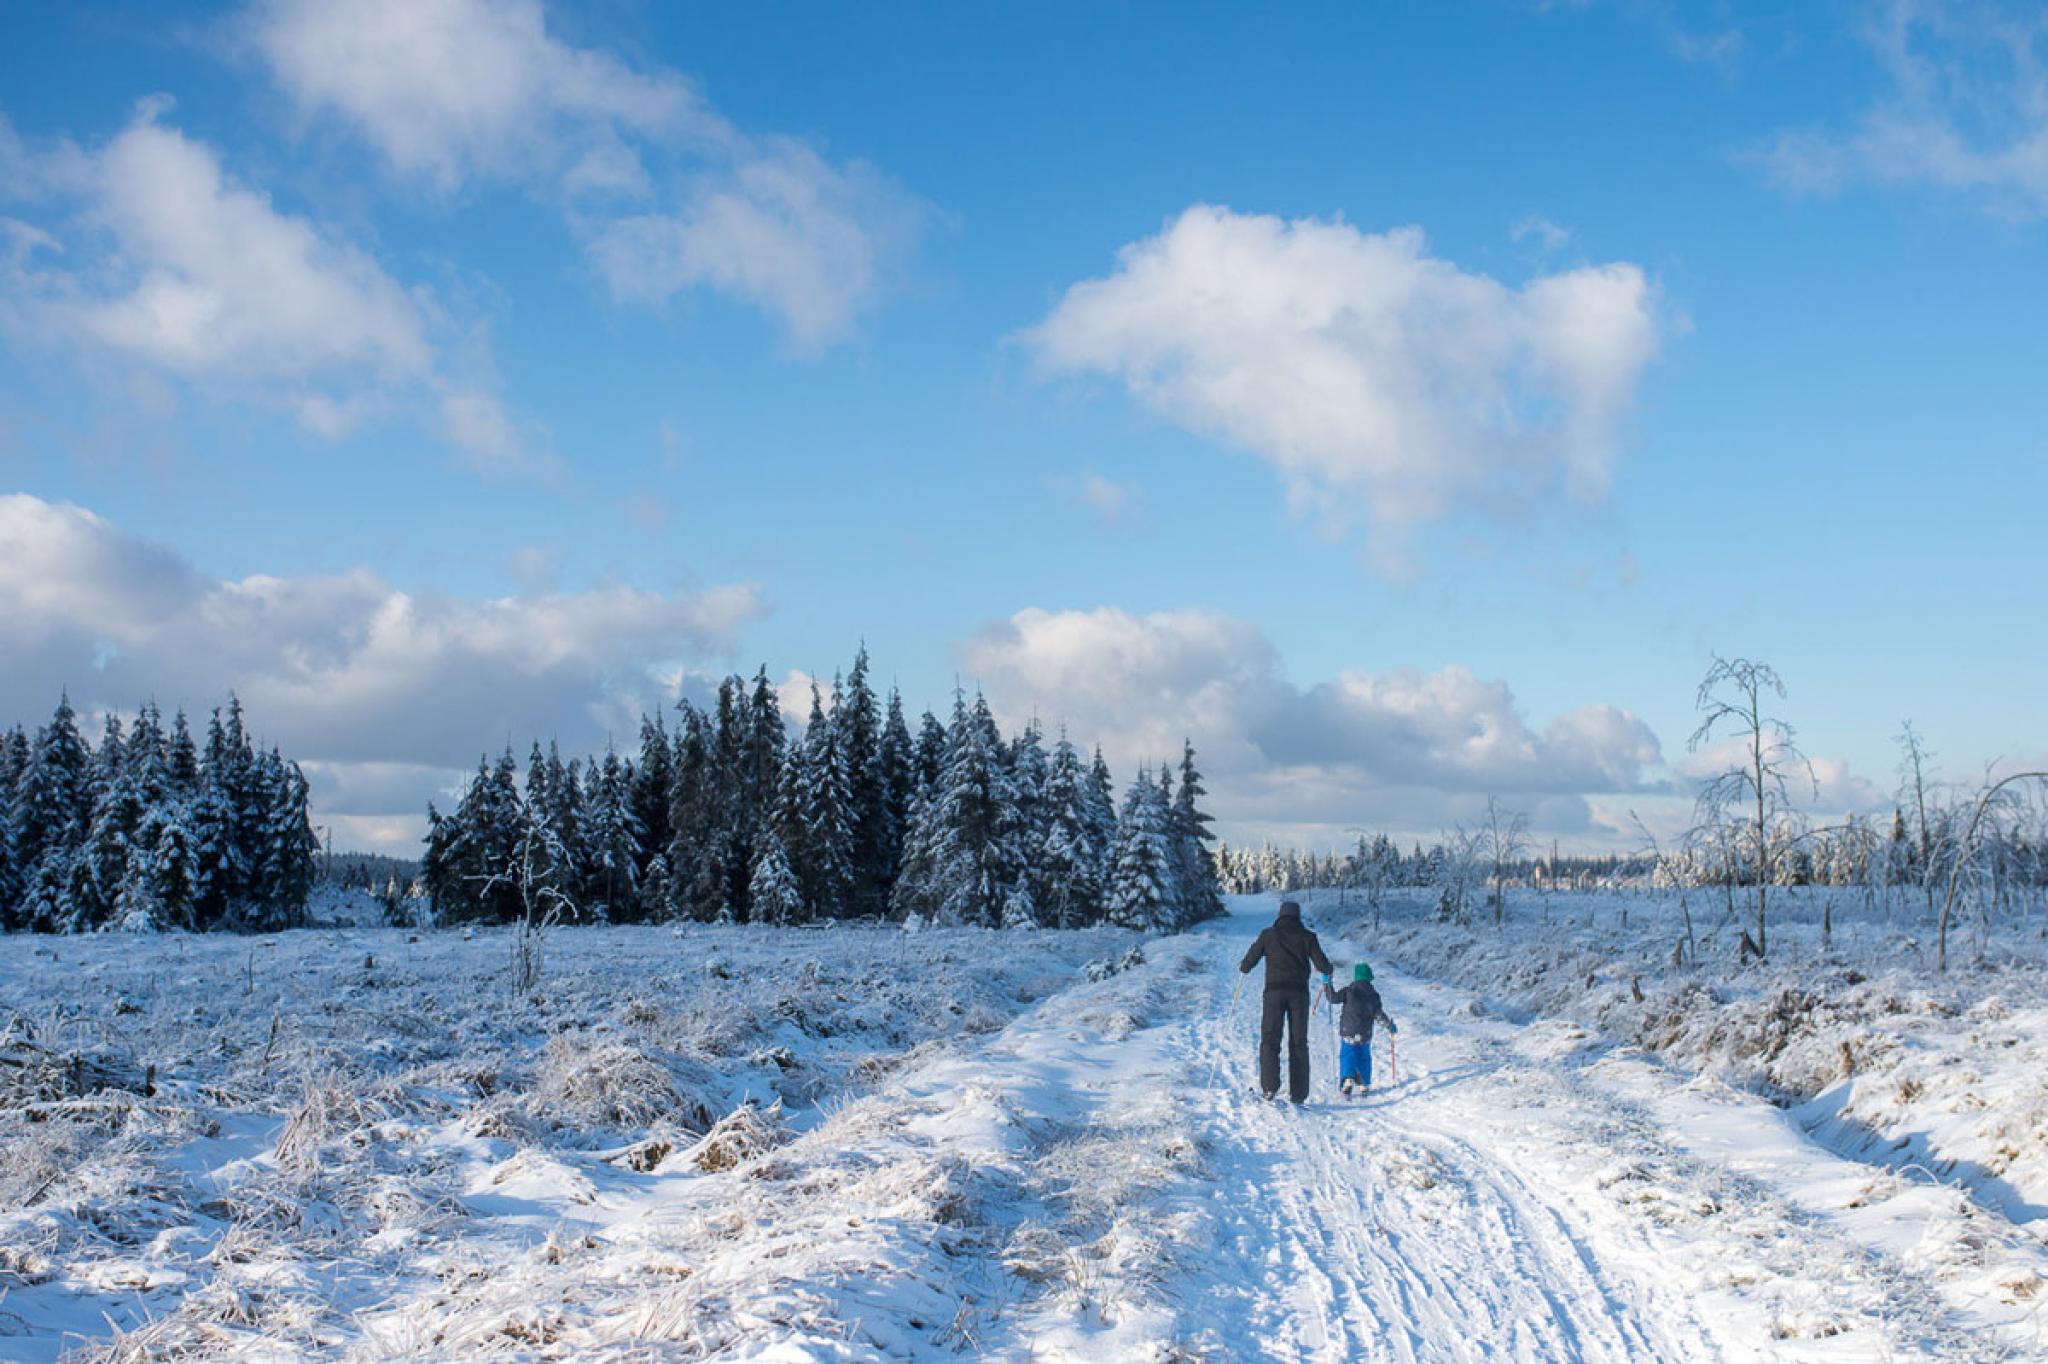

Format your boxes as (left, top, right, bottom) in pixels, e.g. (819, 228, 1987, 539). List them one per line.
(1325, 963, 1397, 1097)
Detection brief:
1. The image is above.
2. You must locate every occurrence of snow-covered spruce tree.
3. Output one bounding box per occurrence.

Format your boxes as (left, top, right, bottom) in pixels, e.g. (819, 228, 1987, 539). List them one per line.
(195, 703, 254, 921)
(1106, 765, 1178, 930)
(11, 694, 92, 924)
(73, 715, 139, 930)
(1010, 720, 1050, 910)
(878, 687, 916, 899)
(770, 717, 814, 924)
(461, 748, 528, 923)
(0, 783, 16, 927)
(839, 647, 891, 918)
(709, 677, 754, 918)
(892, 693, 1032, 926)
(167, 708, 199, 791)
(749, 827, 805, 927)
(1085, 744, 1121, 896)
(1038, 732, 1103, 927)
(630, 713, 673, 885)
(418, 801, 457, 924)
(241, 747, 317, 931)
(1171, 739, 1226, 924)
(668, 703, 730, 922)
(912, 708, 947, 799)
(142, 802, 199, 930)
(797, 680, 857, 917)
(584, 744, 643, 922)
(538, 742, 590, 918)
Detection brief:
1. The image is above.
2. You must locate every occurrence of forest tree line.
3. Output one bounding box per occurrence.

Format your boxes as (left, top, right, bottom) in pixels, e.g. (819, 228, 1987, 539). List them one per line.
(419, 647, 1227, 932)
(0, 695, 320, 933)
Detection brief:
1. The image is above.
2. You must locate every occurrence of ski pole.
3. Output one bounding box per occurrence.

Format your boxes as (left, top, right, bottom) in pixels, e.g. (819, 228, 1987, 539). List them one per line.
(1389, 1029, 1398, 1087)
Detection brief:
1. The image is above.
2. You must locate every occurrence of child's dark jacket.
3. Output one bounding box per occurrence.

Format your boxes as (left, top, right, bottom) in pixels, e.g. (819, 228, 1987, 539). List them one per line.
(1331, 980, 1392, 1042)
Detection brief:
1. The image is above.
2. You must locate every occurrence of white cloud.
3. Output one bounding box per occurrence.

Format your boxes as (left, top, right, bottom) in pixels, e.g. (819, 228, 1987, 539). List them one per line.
(249, 0, 699, 194)
(1672, 734, 1885, 816)
(1024, 206, 1663, 549)
(0, 494, 765, 847)
(589, 139, 923, 347)
(249, 0, 925, 344)
(1756, 0, 2048, 214)
(1046, 471, 1135, 523)
(1510, 214, 1573, 251)
(0, 105, 532, 469)
(960, 605, 1668, 846)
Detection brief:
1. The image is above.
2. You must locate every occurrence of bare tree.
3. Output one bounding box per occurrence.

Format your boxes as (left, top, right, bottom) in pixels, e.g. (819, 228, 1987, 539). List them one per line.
(1480, 796, 1530, 927)
(1689, 656, 1815, 962)
(1434, 826, 1484, 926)
(1894, 720, 1938, 911)
(1630, 810, 1696, 965)
(469, 815, 581, 997)
(1936, 769, 2048, 972)
(1784, 819, 1881, 946)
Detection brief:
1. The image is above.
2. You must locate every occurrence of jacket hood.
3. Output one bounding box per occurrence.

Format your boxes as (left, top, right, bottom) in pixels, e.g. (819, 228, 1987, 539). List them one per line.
(1277, 900, 1302, 918)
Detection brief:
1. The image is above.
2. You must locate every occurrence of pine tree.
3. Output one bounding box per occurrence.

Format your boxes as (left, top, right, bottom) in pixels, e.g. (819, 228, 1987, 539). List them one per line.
(892, 693, 1030, 926)
(200, 703, 256, 912)
(913, 709, 947, 797)
(0, 726, 28, 794)
(129, 701, 170, 806)
(419, 800, 457, 924)
(669, 703, 728, 922)
(748, 827, 805, 926)
(630, 713, 673, 878)
(1038, 732, 1101, 928)
(584, 744, 643, 922)
(538, 742, 588, 914)
(78, 750, 146, 931)
(144, 804, 199, 930)
(839, 648, 890, 917)
(1010, 721, 1050, 894)
(166, 710, 199, 791)
(711, 677, 752, 916)
(444, 747, 527, 923)
(796, 682, 855, 917)
(770, 728, 812, 923)
(188, 779, 237, 928)
(1106, 767, 1176, 930)
(878, 688, 915, 896)
(1171, 740, 1225, 924)
(1085, 745, 1120, 893)
(13, 694, 92, 891)
(0, 728, 22, 926)
(23, 848, 72, 933)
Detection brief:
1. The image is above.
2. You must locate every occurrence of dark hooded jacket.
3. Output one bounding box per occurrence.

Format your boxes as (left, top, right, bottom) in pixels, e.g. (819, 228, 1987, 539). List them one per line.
(1238, 903, 1332, 993)
(1330, 980, 1393, 1042)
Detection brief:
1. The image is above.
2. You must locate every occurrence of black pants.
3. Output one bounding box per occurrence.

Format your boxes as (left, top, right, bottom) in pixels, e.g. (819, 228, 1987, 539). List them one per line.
(1259, 988, 1313, 1101)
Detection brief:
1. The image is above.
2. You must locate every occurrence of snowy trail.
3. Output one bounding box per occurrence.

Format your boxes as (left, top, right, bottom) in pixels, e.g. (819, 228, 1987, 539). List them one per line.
(1057, 899, 2026, 1363)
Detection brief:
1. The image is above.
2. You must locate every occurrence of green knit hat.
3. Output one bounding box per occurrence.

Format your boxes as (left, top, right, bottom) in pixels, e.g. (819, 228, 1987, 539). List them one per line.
(1353, 963, 1373, 982)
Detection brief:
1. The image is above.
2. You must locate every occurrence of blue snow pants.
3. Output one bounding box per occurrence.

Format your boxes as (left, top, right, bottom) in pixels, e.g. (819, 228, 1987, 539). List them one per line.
(1339, 1039, 1373, 1088)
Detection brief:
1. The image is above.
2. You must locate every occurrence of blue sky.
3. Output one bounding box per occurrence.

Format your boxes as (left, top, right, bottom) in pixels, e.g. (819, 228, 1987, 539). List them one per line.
(2, 0, 2044, 854)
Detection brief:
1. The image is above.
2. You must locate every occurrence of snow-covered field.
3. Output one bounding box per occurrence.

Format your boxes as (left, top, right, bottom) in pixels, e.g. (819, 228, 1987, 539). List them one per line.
(5, 891, 2046, 1360)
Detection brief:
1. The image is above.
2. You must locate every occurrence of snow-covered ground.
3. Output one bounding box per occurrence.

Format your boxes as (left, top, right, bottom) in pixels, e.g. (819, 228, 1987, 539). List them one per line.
(5, 891, 2045, 1360)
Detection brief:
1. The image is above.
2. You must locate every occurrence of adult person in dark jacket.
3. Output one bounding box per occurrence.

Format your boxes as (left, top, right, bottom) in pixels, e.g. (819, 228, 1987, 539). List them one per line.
(1238, 900, 1332, 1102)
(1326, 963, 1397, 1097)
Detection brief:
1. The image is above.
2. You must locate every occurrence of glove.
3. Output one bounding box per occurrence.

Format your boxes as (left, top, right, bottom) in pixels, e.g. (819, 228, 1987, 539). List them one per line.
(1388, 1021, 1399, 1034)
